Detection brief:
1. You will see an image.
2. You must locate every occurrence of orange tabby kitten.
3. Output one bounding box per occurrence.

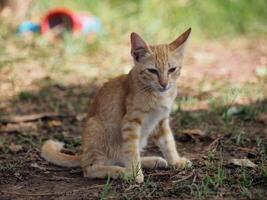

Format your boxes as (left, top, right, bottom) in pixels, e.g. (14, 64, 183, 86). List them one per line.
(41, 28, 192, 183)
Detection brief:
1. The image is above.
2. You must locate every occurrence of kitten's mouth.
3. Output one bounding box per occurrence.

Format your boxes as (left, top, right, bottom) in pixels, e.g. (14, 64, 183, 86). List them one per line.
(158, 86, 170, 92)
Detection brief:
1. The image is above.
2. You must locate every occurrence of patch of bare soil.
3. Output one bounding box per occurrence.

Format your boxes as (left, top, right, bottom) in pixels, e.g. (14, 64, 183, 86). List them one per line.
(183, 38, 267, 84)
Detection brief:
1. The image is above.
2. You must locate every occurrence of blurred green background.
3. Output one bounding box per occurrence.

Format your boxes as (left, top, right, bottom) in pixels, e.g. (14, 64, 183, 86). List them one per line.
(32, 0, 267, 41)
(1, 0, 267, 95)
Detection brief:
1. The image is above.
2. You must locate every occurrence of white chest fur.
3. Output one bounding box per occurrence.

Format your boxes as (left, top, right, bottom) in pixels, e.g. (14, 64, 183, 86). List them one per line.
(139, 97, 172, 151)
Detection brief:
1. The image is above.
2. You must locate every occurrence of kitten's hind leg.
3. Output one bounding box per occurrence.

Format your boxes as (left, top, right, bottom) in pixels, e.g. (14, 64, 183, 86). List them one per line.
(141, 156, 168, 169)
(84, 165, 126, 179)
(82, 117, 125, 180)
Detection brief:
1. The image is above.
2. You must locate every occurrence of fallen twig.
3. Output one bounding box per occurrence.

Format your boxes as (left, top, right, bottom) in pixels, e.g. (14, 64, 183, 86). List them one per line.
(0, 113, 68, 124)
(148, 171, 172, 177)
(172, 171, 195, 183)
(125, 184, 139, 192)
(229, 158, 257, 169)
(0, 122, 37, 133)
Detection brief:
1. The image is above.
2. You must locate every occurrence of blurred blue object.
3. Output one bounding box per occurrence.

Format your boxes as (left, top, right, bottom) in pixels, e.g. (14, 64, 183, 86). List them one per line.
(18, 21, 41, 34)
(81, 16, 102, 35)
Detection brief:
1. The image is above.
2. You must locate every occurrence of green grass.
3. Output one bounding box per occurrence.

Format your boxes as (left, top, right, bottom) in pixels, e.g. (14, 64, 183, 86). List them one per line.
(16, 134, 42, 148)
(18, 91, 36, 102)
(54, 133, 82, 152)
(122, 163, 143, 184)
(0, 159, 25, 175)
(31, 0, 267, 41)
(100, 176, 113, 200)
(190, 156, 262, 199)
(1, 1, 267, 87)
(0, 138, 9, 154)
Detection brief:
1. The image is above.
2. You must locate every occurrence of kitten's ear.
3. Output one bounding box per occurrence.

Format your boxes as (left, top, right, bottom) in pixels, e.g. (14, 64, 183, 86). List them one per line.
(169, 28, 191, 57)
(130, 32, 150, 62)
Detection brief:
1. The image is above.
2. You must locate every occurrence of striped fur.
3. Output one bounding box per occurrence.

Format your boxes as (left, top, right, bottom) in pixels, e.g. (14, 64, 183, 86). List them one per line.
(41, 28, 192, 183)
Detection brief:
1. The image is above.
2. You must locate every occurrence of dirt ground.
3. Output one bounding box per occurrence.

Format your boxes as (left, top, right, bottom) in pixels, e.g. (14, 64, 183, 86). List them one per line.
(0, 36, 267, 199)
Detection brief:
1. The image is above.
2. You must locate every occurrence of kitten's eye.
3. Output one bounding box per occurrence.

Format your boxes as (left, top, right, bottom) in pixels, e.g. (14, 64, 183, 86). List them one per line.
(168, 67, 177, 73)
(147, 68, 158, 75)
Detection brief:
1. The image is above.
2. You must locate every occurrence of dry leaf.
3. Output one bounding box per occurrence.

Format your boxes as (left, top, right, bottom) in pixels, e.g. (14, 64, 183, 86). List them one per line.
(181, 129, 206, 137)
(30, 163, 47, 171)
(48, 120, 62, 127)
(177, 129, 207, 143)
(230, 158, 257, 169)
(9, 143, 23, 153)
(256, 113, 267, 124)
(76, 114, 87, 121)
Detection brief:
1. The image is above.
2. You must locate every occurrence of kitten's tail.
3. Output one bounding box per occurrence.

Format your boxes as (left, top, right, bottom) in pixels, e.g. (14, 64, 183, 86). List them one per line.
(41, 140, 81, 167)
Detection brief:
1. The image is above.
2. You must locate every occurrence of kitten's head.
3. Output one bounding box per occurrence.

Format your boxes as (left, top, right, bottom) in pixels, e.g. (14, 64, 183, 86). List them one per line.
(130, 28, 191, 92)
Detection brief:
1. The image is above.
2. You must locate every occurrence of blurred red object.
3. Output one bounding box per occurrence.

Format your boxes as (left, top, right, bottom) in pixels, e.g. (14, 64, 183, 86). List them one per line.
(41, 7, 83, 34)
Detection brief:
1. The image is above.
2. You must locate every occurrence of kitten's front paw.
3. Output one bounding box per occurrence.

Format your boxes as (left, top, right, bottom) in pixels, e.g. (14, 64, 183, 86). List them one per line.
(171, 157, 192, 170)
(154, 157, 168, 168)
(135, 172, 144, 183)
(141, 157, 168, 169)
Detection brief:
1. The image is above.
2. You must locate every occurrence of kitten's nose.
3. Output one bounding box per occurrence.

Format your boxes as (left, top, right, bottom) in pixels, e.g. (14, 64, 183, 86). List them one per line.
(160, 83, 168, 89)
(159, 80, 168, 89)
